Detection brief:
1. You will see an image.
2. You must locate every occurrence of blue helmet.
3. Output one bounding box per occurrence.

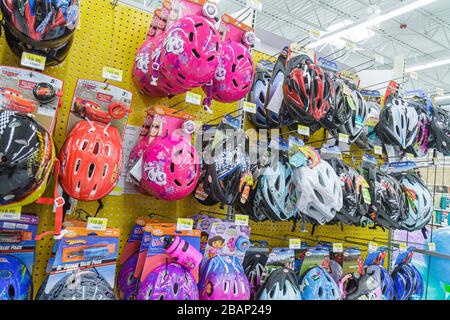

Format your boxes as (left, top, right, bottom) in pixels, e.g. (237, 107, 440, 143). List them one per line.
(379, 265, 395, 300)
(0, 254, 32, 300)
(300, 266, 340, 300)
(248, 61, 273, 128)
(392, 263, 423, 300)
(408, 263, 424, 300)
(257, 268, 301, 300)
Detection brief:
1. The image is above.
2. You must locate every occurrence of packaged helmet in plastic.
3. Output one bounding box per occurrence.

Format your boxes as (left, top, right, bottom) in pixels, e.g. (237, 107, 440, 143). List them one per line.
(257, 268, 301, 300)
(0, 254, 32, 300)
(137, 263, 198, 300)
(0, 110, 55, 208)
(59, 120, 122, 201)
(300, 266, 340, 300)
(160, 15, 221, 90)
(117, 253, 139, 300)
(199, 255, 250, 300)
(344, 265, 382, 300)
(243, 252, 268, 298)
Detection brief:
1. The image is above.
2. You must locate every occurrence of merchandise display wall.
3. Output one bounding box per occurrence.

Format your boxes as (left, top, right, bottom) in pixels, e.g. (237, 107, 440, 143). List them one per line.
(0, 0, 448, 302)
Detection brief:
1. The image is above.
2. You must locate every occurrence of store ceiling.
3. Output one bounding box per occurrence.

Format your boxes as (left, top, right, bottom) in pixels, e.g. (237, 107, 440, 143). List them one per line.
(123, 0, 450, 95)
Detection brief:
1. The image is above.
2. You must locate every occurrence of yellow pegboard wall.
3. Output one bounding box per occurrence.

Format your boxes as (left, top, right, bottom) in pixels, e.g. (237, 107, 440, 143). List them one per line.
(0, 1, 388, 296)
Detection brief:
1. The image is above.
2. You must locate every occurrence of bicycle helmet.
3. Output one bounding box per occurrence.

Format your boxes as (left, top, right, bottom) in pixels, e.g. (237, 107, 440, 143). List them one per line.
(137, 263, 198, 300)
(141, 134, 200, 201)
(429, 105, 450, 156)
(117, 253, 139, 300)
(376, 96, 419, 149)
(344, 265, 382, 300)
(300, 266, 340, 300)
(199, 255, 250, 300)
(0, 255, 32, 300)
(309, 65, 331, 121)
(160, 15, 221, 90)
(354, 101, 382, 150)
(292, 160, 343, 225)
(394, 173, 433, 231)
(0, 0, 79, 65)
(59, 120, 122, 201)
(40, 269, 116, 300)
(255, 160, 298, 221)
(257, 268, 301, 300)
(205, 40, 254, 103)
(0, 110, 55, 208)
(379, 265, 395, 300)
(243, 252, 268, 298)
(327, 158, 358, 225)
(248, 62, 272, 128)
(392, 263, 422, 300)
(320, 77, 351, 130)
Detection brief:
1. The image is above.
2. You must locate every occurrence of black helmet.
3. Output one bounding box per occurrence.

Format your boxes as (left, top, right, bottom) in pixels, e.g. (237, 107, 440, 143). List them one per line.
(429, 105, 450, 156)
(0, 110, 54, 207)
(0, 0, 79, 65)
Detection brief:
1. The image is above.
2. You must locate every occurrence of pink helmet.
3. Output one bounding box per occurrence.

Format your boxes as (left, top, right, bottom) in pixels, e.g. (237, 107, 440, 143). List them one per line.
(199, 255, 250, 300)
(203, 40, 255, 103)
(160, 15, 221, 90)
(141, 135, 200, 200)
(132, 34, 187, 97)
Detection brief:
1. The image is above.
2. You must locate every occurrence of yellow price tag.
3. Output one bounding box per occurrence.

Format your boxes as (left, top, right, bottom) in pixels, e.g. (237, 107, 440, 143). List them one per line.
(235, 214, 249, 226)
(428, 243, 436, 252)
(333, 243, 343, 253)
(0, 207, 22, 220)
(406, 153, 415, 159)
(289, 238, 301, 249)
(362, 188, 372, 205)
(185, 92, 202, 105)
(374, 145, 383, 155)
(21, 52, 46, 71)
(176, 218, 194, 231)
(87, 217, 108, 231)
(368, 242, 378, 253)
(243, 101, 256, 114)
(309, 28, 321, 39)
(345, 41, 356, 50)
(297, 125, 310, 136)
(339, 133, 349, 144)
(102, 66, 123, 82)
(399, 243, 407, 252)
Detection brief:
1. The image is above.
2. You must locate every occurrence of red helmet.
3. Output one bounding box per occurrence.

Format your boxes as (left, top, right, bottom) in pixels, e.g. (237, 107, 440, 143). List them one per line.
(59, 121, 123, 201)
(309, 65, 330, 121)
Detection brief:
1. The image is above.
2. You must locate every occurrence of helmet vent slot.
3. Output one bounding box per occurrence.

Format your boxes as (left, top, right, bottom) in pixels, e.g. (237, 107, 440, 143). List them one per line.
(93, 142, 100, 155)
(103, 164, 108, 177)
(189, 32, 194, 41)
(88, 163, 95, 179)
(192, 49, 200, 59)
(174, 179, 182, 186)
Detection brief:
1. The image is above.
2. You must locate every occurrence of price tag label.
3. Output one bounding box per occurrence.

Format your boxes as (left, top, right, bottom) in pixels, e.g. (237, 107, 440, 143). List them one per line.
(185, 92, 202, 105)
(436, 88, 445, 96)
(102, 66, 123, 82)
(362, 188, 372, 204)
(87, 217, 108, 231)
(399, 243, 407, 252)
(0, 207, 21, 220)
(21, 52, 46, 71)
(428, 242, 436, 252)
(290, 43, 314, 60)
(339, 133, 349, 144)
(289, 238, 301, 249)
(243, 101, 256, 114)
(406, 153, 415, 159)
(346, 96, 356, 110)
(333, 243, 343, 253)
(410, 71, 418, 80)
(235, 214, 249, 226)
(374, 145, 383, 155)
(297, 124, 310, 136)
(345, 41, 356, 50)
(368, 241, 378, 253)
(176, 218, 194, 231)
(309, 28, 321, 40)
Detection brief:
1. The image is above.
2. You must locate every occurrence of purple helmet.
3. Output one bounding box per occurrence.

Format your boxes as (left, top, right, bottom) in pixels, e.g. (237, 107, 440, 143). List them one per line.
(137, 263, 198, 300)
(199, 255, 250, 300)
(117, 253, 139, 300)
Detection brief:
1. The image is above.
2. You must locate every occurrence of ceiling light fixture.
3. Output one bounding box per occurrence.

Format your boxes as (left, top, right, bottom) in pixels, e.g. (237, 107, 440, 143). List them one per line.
(406, 58, 450, 73)
(307, 0, 437, 49)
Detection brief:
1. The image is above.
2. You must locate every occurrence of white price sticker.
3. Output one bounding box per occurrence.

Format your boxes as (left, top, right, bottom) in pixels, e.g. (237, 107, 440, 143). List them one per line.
(0, 207, 21, 221)
(185, 92, 202, 105)
(309, 28, 321, 40)
(102, 66, 123, 82)
(87, 217, 108, 231)
(374, 145, 383, 155)
(235, 214, 249, 226)
(428, 242, 436, 252)
(176, 218, 194, 231)
(289, 239, 301, 249)
(243, 101, 256, 114)
(297, 125, 310, 136)
(368, 242, 378, 253)
(21, 52, 46, 71)
(333, 243, 343, 253)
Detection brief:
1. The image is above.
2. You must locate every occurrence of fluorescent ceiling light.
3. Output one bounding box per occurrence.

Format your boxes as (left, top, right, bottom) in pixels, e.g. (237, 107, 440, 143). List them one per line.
(307, 0, 437, 49)
(406, 58, 450, 73)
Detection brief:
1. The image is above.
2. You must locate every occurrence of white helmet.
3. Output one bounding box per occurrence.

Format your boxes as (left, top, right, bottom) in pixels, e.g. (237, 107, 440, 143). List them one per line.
(292, 161, 343, 224)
